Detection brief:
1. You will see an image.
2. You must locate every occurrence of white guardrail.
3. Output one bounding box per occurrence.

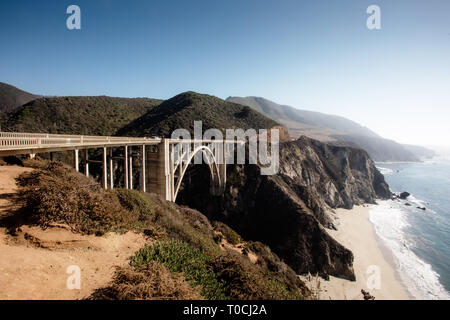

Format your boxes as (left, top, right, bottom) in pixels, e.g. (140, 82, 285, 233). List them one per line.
(0, 132, 161, 151)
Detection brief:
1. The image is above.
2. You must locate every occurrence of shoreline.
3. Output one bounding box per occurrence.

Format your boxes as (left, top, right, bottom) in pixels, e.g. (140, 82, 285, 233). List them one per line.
(315, 205, 410, 300)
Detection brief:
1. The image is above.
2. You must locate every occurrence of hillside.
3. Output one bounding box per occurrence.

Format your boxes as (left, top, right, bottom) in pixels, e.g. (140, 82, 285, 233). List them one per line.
(227, 96, 434, 162)
(118, 92, 279, 137)
(0, 161, 310, 300)
(0, 82, 40, 113)
(3, 96, 162, 136)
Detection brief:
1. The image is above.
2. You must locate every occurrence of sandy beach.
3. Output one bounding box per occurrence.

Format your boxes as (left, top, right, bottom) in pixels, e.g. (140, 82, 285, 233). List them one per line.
(313, 205, 411, 300)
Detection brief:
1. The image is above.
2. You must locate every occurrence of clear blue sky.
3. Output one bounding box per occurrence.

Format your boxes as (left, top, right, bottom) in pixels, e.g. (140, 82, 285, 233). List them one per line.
(1, 0, 449, 146)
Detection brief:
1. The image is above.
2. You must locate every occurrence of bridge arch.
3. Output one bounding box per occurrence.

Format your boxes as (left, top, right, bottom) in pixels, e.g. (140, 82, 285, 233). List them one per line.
(172, 145, 224, 202)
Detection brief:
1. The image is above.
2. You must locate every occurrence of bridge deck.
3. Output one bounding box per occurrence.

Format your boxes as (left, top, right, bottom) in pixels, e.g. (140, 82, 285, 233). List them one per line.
(0, 132, 161, 156)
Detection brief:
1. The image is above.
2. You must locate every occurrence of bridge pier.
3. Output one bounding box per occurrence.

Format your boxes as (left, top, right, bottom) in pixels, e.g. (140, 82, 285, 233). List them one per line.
(147, 139, 172, 201)
(124, 146, 129, 189)
(129, 147, 133, 190)
(102, 147, 108, 189)
(140, 145, 146, 192)
(109, 148, 114, 189)
(74, 149, 79, 172)
(84, 149, 89, 177)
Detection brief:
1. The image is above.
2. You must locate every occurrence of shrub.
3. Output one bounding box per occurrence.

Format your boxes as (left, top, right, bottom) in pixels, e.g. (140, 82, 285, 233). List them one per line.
(130, 240, 308, 300)
(213, 221, 241, 245)
(130, 240, 228, 300)
(149, 196, 222, 257)
(14, 161, 138, 235)
(114, 189, 155, 221)
(208, 252, 305, 300)
(89, 261, 203, 300)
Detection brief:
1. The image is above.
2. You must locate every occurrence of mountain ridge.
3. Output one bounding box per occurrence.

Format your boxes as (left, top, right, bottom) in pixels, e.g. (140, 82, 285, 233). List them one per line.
(0, 82, 40, 113)
(226, 96, 434, 162)
(117, 91, 280, 138)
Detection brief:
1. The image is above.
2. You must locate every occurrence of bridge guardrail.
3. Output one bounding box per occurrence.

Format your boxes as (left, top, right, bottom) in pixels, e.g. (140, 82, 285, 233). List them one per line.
(0, 132, 161, 151)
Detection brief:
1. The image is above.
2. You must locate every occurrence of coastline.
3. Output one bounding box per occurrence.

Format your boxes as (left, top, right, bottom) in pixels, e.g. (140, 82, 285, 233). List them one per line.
(315, 205, 410, 300)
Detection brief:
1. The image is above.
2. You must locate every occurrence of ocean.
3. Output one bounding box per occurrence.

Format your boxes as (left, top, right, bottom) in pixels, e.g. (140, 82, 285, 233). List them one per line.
(374, 158, 450, 300)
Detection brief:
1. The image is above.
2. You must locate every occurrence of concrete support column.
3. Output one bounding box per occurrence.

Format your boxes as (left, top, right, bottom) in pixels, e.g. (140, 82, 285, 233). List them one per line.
(74, 149, 79, 172)
(129, 147, 133, 190)
(169, 144, 175, 201)
(84, 149, 89, 177)
(109, 148, 114, 189)
(124, 145, 129, 189)
(102, 147, 108, 189)
(140, 145, 146, 192)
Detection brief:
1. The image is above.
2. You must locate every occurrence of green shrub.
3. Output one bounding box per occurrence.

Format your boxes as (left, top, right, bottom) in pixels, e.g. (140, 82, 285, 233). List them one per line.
(131, 240, 228, 300)
(213, 221, 241, 245)
(208, 252, 305, 300)
(114, 189, 155, 221)
(150, 199, 222, 257)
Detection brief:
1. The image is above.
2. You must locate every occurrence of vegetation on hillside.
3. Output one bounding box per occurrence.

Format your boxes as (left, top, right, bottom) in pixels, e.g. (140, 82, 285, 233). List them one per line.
(3, 96, 161, 135)
(11, 160, 310, 300)
(89, 261, 204, 300)
(118, 91, 279, 137)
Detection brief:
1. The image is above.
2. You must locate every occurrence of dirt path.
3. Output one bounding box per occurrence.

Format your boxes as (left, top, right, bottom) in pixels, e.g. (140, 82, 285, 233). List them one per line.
(0, 165, 147, 300)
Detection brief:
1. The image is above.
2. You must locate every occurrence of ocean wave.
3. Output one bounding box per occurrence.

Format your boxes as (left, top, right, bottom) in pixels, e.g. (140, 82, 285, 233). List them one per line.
(376, 166, 394, 175)
(403, 195, 436, 214)
(370, 201, 450, 300)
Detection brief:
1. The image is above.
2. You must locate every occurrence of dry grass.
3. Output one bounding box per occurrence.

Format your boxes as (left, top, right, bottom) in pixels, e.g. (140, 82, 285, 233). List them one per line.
(14, 161, 138, 235)
(89, 261, 203, 300)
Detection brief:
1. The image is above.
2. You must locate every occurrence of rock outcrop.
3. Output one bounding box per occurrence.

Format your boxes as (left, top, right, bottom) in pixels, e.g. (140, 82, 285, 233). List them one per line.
(177, 136, 391, 281)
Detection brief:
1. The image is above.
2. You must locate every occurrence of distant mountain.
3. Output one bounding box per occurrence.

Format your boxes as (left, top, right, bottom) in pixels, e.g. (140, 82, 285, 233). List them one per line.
(0, 82, 40, 113)
(118, 92, 279, 138)
(402, 144, 437, 160)
(227, 96, 434, 162)
(227, 96, 380, 141)
(4, 96, 162, 136)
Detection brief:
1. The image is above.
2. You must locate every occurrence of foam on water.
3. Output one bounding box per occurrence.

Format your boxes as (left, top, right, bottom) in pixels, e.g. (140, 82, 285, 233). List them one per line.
(370, 200, 450, 300)
(376, 166, 394, 175)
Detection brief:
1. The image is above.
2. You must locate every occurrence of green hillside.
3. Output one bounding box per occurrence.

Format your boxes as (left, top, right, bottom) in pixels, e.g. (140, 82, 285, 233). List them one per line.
(118, 91, 279, 137)
(4, 96, 162, 136)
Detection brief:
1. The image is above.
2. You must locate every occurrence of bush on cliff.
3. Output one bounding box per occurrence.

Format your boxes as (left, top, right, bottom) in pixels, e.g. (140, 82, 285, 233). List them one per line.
(14, 161, 138, 235)
(88, 261, 203, 300)
(129, 239, 308, 300)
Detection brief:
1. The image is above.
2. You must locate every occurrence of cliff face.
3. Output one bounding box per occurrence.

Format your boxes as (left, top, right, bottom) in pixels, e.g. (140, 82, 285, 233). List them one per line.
(278, 136, 391, 227)
(177, 136, 391, 280)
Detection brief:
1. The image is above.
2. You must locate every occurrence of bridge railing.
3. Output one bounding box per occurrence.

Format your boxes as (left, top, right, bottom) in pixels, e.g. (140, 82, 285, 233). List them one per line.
(0, 132, 161, 151)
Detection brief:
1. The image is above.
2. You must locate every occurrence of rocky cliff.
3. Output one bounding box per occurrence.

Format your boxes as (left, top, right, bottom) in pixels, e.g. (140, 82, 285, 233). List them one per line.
(177, 136, 391, 280)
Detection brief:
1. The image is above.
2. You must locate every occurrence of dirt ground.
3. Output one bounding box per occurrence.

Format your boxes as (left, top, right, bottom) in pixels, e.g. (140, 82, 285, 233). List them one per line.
(0, 165, 147, 300)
